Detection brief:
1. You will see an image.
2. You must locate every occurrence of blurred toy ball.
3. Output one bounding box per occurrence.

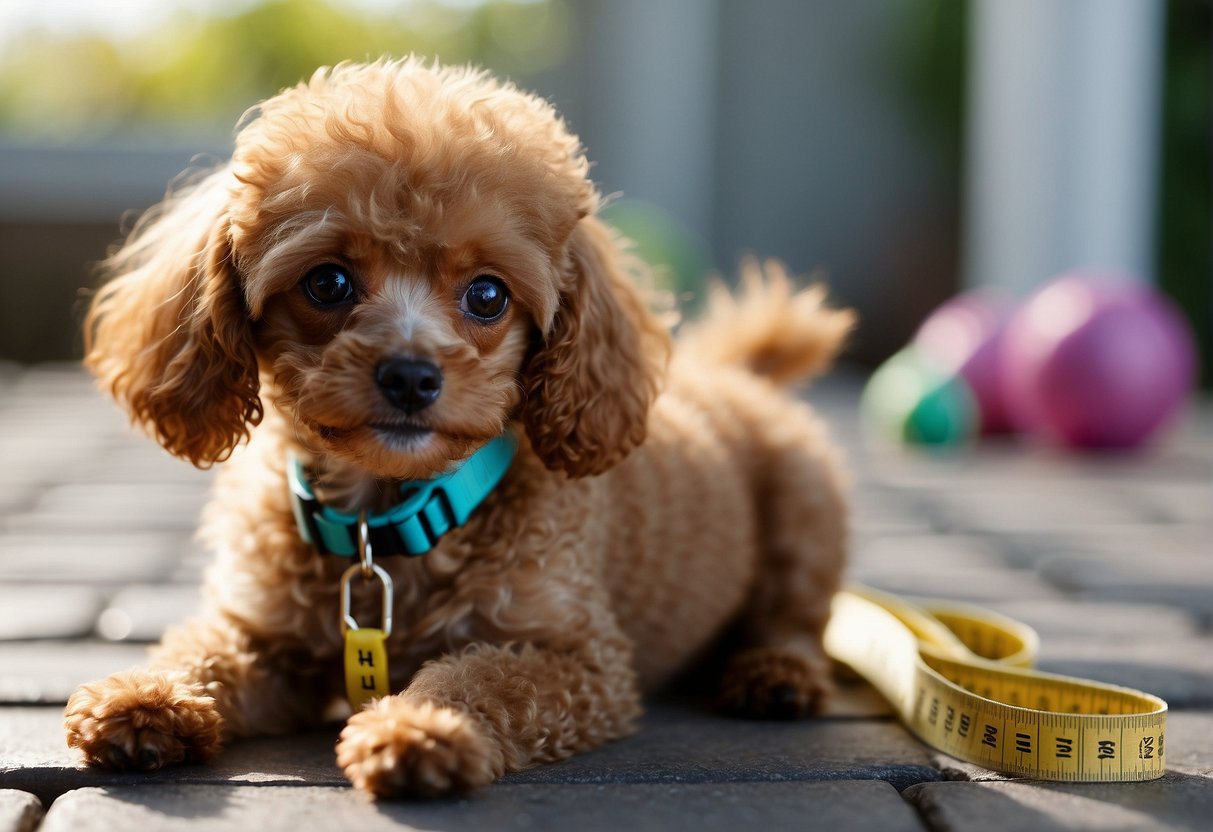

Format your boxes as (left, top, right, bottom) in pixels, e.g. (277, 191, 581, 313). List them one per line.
(861, 346, 979, 446)
(1000, 273, 1196, 449)
(913, 290, 1015, 433)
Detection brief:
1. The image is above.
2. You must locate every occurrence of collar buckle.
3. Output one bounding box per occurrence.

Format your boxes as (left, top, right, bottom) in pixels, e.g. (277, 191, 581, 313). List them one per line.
(290, 432, 517, 558)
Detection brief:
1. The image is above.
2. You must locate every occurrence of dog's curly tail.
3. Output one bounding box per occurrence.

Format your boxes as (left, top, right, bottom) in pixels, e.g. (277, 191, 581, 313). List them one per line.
(678, 258, 856, 387)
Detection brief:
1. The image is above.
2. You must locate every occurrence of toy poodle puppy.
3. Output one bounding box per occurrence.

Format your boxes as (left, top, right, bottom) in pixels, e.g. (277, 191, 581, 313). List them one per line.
(65, 58, 854, 798)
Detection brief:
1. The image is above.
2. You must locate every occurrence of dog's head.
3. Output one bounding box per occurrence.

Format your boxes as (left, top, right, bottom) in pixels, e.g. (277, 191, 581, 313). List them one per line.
(86, 59, 669, 480)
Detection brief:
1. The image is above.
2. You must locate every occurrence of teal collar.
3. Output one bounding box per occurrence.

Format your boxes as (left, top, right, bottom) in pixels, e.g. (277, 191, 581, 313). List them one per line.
(289, 433, 517, 557)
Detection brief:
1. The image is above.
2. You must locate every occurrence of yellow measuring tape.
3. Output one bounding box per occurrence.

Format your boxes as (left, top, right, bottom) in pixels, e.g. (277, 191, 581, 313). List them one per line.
(824, 585, 1167, 782)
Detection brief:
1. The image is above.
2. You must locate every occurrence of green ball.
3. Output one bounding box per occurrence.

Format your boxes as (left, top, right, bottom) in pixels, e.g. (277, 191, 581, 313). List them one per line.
(862, 347, 979, 446)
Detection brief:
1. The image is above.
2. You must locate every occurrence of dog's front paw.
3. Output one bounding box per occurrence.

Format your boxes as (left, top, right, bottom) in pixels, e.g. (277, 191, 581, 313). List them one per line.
(720, 645, 832, 720)
(64, 670, 224, 770)
(337, 698, 502, 798)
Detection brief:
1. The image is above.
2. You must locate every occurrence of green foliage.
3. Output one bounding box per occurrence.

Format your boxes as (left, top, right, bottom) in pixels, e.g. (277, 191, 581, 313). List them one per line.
(0, 0, 569, 144)
(887, 0, 968, 169)
(1159, 0, 1211, 387)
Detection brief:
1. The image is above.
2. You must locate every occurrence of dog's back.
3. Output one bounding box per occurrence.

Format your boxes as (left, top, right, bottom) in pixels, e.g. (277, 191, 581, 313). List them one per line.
(594, 263, 854, 709)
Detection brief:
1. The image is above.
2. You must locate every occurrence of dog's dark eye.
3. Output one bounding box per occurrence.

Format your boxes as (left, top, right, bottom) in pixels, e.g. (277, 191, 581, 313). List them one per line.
(462, 276, 508, 321)
(302, 264, 354, 306)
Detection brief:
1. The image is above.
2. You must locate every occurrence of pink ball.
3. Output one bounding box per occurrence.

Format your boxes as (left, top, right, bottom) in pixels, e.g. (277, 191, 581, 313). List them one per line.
(914, 290, 1015, 433)
(1000, 273, 1196, 449)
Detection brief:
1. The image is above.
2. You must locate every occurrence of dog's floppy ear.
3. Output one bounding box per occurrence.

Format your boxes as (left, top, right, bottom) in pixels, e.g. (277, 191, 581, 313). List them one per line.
(523, 215, 670, 477)
(84, 167, 261, 468)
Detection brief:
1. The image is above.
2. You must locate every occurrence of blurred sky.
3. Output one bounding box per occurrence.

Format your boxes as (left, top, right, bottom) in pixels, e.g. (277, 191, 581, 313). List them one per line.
(0, 0, 514, 44)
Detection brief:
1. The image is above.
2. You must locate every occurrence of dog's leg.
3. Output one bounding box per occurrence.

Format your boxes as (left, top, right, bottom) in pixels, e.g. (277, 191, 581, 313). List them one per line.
(336, 632, 639, 797)
(64, 614, 326, 770)
(720, 419, 848, 719)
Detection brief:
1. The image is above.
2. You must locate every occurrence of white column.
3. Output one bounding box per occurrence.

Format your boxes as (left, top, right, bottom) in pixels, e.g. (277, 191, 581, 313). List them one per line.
(964, 0, 1165, 293)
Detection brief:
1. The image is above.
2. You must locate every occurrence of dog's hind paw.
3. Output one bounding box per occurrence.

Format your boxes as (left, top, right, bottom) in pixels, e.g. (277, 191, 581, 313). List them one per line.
(337, 697, 503, 798)
(719, 645, 832, 720)
(64, 670, 224, 770)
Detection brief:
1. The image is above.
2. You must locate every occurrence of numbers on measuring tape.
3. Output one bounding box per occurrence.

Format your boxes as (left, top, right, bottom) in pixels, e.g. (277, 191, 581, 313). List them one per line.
(1015, 732, 1032, 755)
(823, 588, 1169, 782)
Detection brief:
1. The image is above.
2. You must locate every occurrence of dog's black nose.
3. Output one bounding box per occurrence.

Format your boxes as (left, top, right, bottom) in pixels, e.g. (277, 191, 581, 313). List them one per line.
(375, 358, 443, 413)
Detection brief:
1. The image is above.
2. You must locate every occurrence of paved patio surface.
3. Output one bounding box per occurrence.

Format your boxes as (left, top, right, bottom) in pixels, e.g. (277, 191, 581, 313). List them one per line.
(1, 363, 1210, 831)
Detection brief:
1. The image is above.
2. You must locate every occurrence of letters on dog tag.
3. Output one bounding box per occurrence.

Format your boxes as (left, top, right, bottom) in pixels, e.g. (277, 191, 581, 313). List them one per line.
(344, 627, 389, 709)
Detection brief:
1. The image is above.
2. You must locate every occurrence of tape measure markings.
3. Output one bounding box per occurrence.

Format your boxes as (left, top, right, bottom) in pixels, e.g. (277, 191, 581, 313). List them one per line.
(824, 586, 1167, 782)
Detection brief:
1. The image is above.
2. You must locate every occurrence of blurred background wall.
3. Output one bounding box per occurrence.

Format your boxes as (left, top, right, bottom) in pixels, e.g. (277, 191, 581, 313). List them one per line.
(0, 0, 1207, 380)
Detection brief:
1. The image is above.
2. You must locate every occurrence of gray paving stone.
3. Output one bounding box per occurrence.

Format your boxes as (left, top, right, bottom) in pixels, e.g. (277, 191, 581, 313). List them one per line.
(0, 642, 152, 704)
(849, 534, 1007, 575)
(855, 568, 1064, 606)
(0, 484, 35, 515)
(501, 704, 941, 790)
(0, 432, 116, 490)
(74, 447, 215, 486)
(95, 584, 203, 642)
(850, 489, 934, 536)
(926, 485, 1159, 535)
(1165, 711, 1213, 777)
(993, 526, 1211, 572)
(0, 790, 41, 832)
(1032, 526, 1209, 566)
(6, 483, 209, 534)
(1036, 636, 1213, 710)
(985, 599, 1200, 642)
(904, 775, 1213, 832)
(0, 533, 184, 584)
(38, 781, 925, 832)
(863, 441, 1209, 494)
(0, 586, 106, 641)
(1038, 555, 1213, 618)
(1119, 481, 1213, 525)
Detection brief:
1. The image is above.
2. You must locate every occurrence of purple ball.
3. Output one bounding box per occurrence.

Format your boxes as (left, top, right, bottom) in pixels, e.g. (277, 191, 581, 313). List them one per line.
(914, 290, 1015, 433)
(1000, 273, 1196, 449)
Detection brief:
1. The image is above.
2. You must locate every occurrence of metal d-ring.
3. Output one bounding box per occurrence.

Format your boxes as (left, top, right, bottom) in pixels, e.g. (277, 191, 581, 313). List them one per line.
(356, 509, 373, 579)
(339, 562, 394, 637)
(340, 510, 394, 636)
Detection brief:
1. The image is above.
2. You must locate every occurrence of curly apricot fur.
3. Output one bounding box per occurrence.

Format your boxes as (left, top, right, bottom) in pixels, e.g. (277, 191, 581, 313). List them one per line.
(71, 58, 852, 798)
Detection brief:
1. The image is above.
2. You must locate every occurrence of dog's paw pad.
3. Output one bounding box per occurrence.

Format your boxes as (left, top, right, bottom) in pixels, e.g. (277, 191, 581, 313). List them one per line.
(337, 699, 501, 798)
(719, 646, 832, 720)
(64, 671, 224, 770)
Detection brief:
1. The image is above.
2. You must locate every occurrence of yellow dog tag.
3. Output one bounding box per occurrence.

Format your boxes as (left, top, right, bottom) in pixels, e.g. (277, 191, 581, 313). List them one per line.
(338, 512, 394, 710)
(344, 627, 389, 709)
